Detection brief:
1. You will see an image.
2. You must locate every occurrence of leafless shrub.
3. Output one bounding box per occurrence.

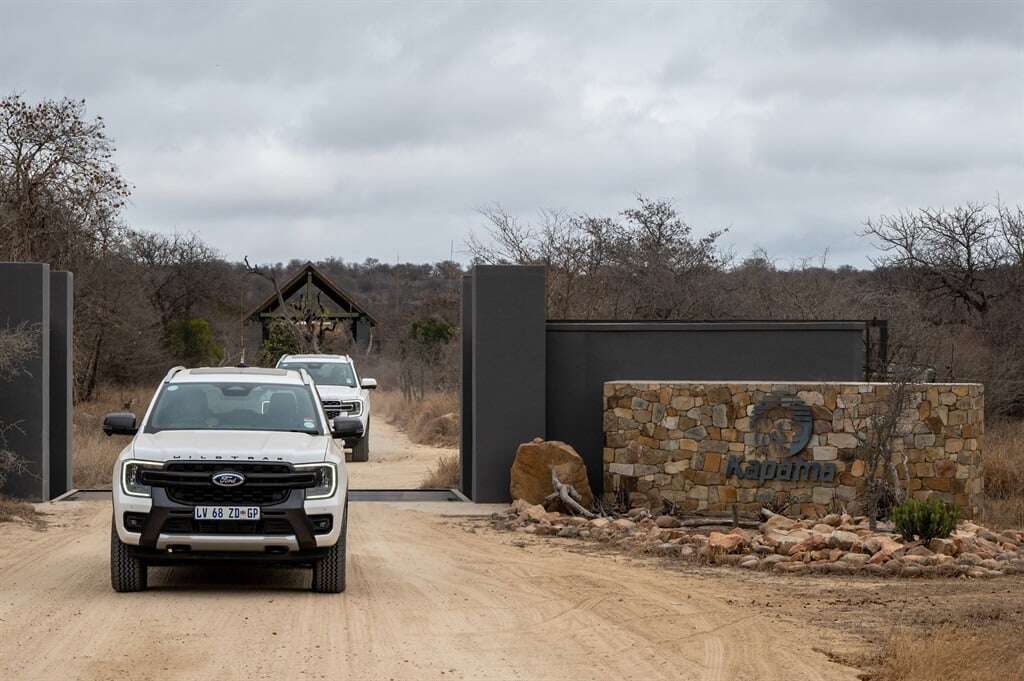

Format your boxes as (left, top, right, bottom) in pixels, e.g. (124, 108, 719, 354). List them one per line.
(0, 422, 32, 490)
(420, 455, 460, 489)
(854, 353, 917, 529)
(873, 622, 1024, 681)
(0, 494, 41, 527)
(0, 322, 40, 496)
(981, 419, 1024, 529)
(0, 322, 39, 382)
(372, 390, 459, 448)
(72, 384, 154, 488)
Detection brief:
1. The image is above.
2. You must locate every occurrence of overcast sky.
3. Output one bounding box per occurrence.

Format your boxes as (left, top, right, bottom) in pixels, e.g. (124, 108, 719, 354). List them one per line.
(2, 2, 1021, 267)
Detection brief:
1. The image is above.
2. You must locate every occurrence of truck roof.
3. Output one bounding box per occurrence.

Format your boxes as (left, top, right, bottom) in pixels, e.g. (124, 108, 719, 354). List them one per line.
(279, 354, 352, 364)
(167, 367, 307, 385)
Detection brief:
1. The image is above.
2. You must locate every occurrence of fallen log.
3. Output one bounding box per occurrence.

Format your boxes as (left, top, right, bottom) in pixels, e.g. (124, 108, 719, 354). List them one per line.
(545, 468, 596, 518)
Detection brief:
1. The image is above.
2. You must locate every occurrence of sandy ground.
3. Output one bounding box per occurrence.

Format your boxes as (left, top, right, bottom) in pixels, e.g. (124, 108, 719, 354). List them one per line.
(0, 426, 865, 681)
(347, 419, 455, 489)
(0, 502, 861, 681)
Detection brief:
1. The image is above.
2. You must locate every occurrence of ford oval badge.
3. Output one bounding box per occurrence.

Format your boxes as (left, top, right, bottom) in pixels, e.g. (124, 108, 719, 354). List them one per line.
(212, 471, 246, 488)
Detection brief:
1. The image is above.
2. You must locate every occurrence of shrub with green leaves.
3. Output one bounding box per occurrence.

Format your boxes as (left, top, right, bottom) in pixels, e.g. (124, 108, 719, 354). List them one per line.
(892, 497, 959, 542)
(165, 318, 223, 367)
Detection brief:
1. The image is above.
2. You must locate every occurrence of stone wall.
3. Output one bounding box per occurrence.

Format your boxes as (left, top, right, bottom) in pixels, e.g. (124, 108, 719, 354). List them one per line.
(603, 381, 984, 518)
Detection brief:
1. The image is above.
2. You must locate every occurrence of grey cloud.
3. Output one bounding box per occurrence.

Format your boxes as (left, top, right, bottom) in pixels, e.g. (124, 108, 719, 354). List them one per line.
(809, 1, 1024, 46)
(0, 1, 1020, 266)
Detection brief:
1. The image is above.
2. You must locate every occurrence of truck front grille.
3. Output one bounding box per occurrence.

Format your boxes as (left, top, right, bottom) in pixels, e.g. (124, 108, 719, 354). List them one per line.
(141, 462, 316, 507)
(165, 486, 291, 506)
(321, 400, 362, 419)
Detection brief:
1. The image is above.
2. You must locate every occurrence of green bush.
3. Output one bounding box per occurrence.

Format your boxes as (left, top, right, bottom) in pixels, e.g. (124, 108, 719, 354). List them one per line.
(892, 497, 959, 542)
(257, 320, 302, 367)
(164, 318, 223, 367)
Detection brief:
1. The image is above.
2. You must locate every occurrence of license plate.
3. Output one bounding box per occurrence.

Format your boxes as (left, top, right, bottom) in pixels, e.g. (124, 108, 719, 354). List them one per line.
(193, 506, 260, 521)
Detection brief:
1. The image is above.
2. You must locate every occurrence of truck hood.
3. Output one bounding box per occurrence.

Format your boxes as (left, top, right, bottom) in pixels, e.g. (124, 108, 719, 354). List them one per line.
(315, 385, 364, 400)
(130, 430, 330, 465)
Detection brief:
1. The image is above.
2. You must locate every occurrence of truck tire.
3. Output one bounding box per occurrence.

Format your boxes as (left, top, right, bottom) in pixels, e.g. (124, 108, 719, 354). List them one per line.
(351, 420, 370, 462)
(110, 520, 148, 592)
(311, 496, 347, 593)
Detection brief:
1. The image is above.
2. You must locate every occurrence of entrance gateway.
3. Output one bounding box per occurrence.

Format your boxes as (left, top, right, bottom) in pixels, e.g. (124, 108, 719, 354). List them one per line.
(459, 265, 886, 503)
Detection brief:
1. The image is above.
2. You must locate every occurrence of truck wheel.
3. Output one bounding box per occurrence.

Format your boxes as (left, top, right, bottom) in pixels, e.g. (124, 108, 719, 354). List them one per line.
(110, 520, 148, 592)
(312, 497, 347, 593)
(351, 420, 370, 462)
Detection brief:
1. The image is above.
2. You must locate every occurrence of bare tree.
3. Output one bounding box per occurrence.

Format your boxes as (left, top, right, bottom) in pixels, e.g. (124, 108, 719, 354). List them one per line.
(467, 195, 727, 319)
(0, 95, 130, 268)
(130, 231, 221, 336)
(862, 203, 1007, 317)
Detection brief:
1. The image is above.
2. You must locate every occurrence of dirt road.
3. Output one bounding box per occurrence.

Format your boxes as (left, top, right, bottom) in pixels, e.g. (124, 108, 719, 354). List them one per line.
(347, 418, 455, 489)
(0, 425, 861, 681)
(0, 510, 859, 681)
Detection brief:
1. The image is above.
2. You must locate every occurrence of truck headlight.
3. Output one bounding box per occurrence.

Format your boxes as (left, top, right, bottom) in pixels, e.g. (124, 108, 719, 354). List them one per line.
(121, 460, 162, 498)
(296, 462, 337, 499)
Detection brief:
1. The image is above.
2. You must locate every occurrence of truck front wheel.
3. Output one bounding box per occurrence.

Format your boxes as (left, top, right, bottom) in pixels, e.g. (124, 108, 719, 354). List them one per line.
(350, 420, 370, 462)
(110, 520, 148, 592)
(311, 496, 348, 593)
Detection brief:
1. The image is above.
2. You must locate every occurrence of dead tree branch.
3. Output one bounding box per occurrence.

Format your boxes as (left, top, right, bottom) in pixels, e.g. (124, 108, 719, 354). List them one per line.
(545, 467, 596, 518)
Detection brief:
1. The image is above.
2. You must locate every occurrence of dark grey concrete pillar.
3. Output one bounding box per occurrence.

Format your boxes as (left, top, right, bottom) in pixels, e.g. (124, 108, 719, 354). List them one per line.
(470, 266, 546, 502)
(459, 274, 473, 496)
(0, 262, 50, 500)
(49, 271, 73, 498)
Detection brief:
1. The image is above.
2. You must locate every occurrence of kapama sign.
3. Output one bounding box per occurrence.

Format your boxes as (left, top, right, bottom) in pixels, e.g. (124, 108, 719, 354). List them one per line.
(723, 393, 838, 483)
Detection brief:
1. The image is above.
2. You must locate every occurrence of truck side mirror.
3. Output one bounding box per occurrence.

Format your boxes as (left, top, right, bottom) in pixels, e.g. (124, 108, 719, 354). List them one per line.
(331, 415, 364, 439)
(360, 378, 378, 390)
(103, 412, 138, 437)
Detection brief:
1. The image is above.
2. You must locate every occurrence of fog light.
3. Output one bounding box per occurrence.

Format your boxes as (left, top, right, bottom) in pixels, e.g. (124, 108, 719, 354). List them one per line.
(123, 512, 148, 532)
(309, 514, 333, 534)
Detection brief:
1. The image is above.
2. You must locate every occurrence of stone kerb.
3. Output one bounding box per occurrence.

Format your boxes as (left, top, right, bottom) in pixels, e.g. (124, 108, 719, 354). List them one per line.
(602, 381, 984, 518)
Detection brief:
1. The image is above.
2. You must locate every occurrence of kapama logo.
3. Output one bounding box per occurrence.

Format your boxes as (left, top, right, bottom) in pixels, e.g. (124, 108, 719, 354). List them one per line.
(750, 393, 814, 457)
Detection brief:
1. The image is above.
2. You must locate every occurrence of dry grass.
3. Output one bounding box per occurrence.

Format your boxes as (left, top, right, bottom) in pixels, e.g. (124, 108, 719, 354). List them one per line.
(0, 494, 43, 528)
(372, 390, 459, 448)
(982, 420, 1024, 529)
(872, 622, 1024, 681)
(74, 385, 154, 489)
(420, 454, 460, 489)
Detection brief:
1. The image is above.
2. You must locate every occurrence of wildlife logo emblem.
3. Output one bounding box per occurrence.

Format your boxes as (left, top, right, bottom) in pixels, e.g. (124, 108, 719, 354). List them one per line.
(724, 392, 836, 483)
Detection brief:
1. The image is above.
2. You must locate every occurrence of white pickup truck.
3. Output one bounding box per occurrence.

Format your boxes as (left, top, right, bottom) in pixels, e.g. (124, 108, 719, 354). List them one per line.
(104, 366, 355, 593)
(276, 354, 377, 461)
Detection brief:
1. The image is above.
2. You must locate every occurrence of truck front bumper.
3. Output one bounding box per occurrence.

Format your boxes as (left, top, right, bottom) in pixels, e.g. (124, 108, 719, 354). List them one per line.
(115, 486, 345, 557)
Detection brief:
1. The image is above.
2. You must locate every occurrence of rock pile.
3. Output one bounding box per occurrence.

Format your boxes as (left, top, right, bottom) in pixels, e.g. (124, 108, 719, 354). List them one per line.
(495, 501, 1024, 578)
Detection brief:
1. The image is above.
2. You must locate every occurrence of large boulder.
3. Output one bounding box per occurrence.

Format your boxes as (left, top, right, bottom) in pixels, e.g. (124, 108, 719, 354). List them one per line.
(510, 438, 594, 508)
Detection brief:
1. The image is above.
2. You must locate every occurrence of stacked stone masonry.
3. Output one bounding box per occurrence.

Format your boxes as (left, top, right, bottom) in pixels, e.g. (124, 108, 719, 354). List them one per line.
(603, 381, 984, 518)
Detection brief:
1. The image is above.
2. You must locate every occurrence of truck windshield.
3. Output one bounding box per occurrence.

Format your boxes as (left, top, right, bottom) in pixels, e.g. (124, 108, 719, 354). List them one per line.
(278, 362, 357, 387)
(145, 383, 323, 434)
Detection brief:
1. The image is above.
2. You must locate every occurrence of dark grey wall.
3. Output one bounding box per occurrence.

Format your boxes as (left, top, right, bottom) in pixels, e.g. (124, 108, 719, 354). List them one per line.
(545, 321, 868, 494)
(49, 271, 73, 498)
(0, 263, 50, 500)
(459, 274, 474, 496)
(468, 266, 546, 502)
(460, 266, 877, 503)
